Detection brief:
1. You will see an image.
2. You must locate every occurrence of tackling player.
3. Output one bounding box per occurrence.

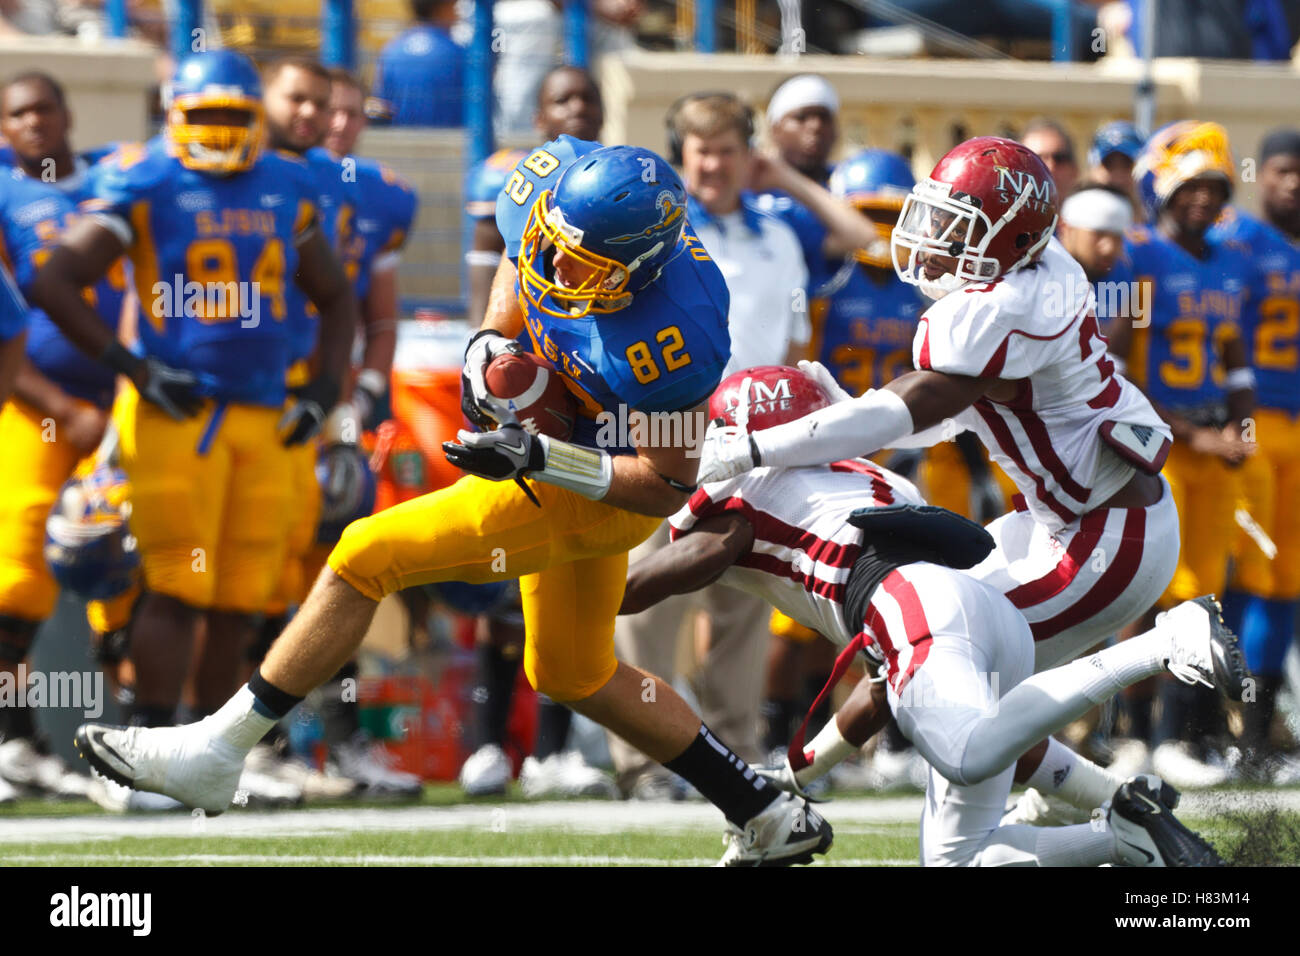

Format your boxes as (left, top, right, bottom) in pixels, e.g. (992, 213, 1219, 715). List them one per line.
(0, 71, 129, 799)
(29, 51, 358, 740)
(1207, 127, 1300, 782)
(74, 138, 834, 866)
(628, 364, 1233, 866)
(698, 136, 1229, 817)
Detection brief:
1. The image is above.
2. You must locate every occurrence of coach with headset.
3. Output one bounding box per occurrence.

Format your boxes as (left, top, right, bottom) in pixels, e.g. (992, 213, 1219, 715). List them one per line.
(606, 92, 810, 800)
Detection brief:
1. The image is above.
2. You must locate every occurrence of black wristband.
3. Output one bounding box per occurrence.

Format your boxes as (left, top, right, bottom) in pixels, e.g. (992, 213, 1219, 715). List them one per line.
(100, 341, 143, 379)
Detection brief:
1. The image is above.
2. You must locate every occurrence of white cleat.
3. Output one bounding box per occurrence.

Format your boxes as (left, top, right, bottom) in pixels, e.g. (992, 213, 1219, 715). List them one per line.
(519, 751, 617, 799)
(75, 721, 244, 815)
(245, 744, 359, 802)
(1150, 741, 1231, 789)
(328, 733, 423, 798)
(717, 792, 834, 867)
(1159, 596, 1250, 701)
(0, 774, 17, 804)
(0, 737, 93, 799)
(458, 743, 511, 796)
(86, 771, 184, 813)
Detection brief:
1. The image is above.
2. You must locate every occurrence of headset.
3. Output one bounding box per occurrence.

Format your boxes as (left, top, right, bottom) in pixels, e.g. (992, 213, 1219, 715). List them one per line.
(665, 91, 756, 166)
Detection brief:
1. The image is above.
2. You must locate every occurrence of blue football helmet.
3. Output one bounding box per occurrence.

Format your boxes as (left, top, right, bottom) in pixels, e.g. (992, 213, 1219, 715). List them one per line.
(316, 444, 378, 544)
(829, 149, 916, 268)
(164, 50, 265, 175)
(1088, 121, 1145, 170)
(44, 463, 139, 601)
(518, 145, 687, 318)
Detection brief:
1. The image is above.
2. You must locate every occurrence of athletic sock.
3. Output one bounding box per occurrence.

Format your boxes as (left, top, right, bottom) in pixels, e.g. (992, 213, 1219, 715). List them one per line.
(1033, 824, 1117, 867)
(1024, 737, 1123, 811)
(1154, 679, 1195, 746)
(534, 697, 572, 761)
(761, 697, 800, 752)
(474, 643, 520, 749)
(128, 705, 176, 728)
(319, 661, 361, 744)
(208, 683, 282, 753)
(664, 723, 781, 828)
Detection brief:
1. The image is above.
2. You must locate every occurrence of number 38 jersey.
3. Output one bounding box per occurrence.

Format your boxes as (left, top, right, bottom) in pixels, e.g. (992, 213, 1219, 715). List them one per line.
(81, 136, 319, 406)
(811, 258, 923, 393)
(915, 237, 1169, 533)
(495, 135, 731, 450)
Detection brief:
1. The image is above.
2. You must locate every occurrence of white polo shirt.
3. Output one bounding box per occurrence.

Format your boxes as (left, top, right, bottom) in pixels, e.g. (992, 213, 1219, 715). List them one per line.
(687, 194, 810, 376)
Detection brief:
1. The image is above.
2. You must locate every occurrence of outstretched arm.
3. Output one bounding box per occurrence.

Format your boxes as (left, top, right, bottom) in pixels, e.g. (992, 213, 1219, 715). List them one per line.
(619, 513, 755, 615)
(702, 368, 995, 483)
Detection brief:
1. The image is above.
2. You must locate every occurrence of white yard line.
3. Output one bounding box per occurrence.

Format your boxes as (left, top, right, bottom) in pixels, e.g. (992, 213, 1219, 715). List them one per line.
(0, 852, 917, 866)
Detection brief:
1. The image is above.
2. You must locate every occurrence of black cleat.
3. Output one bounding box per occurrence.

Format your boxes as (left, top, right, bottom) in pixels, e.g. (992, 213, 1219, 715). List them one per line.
(1108, 774, 1224, 867)
(1163, 595, 1251, 702)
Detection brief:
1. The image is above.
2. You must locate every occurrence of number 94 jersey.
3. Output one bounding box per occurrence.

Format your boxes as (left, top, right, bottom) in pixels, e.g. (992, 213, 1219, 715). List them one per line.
(81, 136, 319, 407)
(496, 136, 731, 450)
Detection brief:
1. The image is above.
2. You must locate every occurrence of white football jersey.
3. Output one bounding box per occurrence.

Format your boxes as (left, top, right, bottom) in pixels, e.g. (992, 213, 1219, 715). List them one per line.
(669, 458, 924, 647)
(915, 237, 1169, 533)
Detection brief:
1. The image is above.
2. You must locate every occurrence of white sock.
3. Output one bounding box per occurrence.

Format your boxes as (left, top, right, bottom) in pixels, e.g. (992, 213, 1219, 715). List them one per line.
(1032, 823, 1117, 867)
(204, 684, 277, 753)
(1025, 738, 1122, 812)
(793, 716, 857, 786)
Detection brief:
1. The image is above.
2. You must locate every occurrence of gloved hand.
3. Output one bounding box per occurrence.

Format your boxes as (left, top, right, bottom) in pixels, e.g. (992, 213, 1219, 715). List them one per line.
(753, 757, 825, 802)
(461, 329, 524, 428)
(138, 358, 204, 420)
(279, 376, 341, 446)
(797, 359, 853, 404)
(443, 422, 545, 481)
(697, 417, 761, 484)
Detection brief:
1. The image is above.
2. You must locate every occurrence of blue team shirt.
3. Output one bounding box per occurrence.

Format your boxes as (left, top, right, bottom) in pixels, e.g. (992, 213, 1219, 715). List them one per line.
(82, 137, 320, 406)
(811, 258, 922, 394)
(0, 155, 127, 407)
(0, 257, 25, 343)
(1125, 223, 1250, 413)
(1209, 206, 1300, 414)
(373, 25, 465, 127)
(342, 158, 418, 302)
(283, 147, 354, 363)
(495, 136, 731, 450)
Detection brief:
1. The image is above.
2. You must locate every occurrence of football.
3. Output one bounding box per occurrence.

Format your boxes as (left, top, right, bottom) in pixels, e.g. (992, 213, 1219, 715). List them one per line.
(484, 351, 578, 440)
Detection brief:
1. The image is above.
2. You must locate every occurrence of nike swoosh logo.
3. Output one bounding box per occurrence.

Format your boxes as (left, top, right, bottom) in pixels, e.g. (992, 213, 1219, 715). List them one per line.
(1120, 838, 1155, 864)
(92, 730, 133, 771)
(497, 440, 525, 456)
(1134, 792, 1163, 814)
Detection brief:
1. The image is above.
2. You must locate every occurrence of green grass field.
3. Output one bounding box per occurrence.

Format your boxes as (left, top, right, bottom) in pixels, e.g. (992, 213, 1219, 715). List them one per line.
(2, 784, 1297, 866)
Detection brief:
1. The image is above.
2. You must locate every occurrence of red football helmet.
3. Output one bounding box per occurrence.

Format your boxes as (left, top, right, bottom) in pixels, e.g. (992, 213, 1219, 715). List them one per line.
(709, 366, 833, 433)
(892, 136, 1059, 298)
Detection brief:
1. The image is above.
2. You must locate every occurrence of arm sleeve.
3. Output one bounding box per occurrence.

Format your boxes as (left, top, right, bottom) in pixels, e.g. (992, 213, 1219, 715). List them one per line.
(753, 386, 915, 468)
(915, 291, 1042, 380)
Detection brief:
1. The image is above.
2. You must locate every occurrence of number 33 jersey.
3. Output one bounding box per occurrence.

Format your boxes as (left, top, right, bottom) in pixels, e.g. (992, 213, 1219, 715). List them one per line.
(81, 137, 320, 407)
(495, 135, 731, 450)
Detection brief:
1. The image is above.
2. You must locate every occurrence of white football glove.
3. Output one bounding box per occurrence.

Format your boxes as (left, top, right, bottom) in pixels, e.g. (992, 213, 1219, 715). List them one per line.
(697, 419, 761, 484)
(797, 359, 853, 404)
(462, 329, 524, 427)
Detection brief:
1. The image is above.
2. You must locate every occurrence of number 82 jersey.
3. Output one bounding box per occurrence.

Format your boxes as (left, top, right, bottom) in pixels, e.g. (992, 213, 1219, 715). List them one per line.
(495, 136, 732, 451)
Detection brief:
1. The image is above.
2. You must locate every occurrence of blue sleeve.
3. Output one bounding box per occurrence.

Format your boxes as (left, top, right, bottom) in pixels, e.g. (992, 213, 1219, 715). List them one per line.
(80, 143, 160, 225)
(0, 258, 27, 342)
(495, 135, 601, 260)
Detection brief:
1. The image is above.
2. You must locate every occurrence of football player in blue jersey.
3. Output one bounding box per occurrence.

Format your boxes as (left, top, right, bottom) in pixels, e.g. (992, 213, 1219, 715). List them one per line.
(1207, 128, 1300, 782)
(1108, 122, 1256, 786)
(30, 52, 359, 753)
(0, 71, 132, 799)
(324, 67, 419, 430)
(75, 138, 834, 866)
(0, 257, 25, 405)
(456, 64, 609, 799)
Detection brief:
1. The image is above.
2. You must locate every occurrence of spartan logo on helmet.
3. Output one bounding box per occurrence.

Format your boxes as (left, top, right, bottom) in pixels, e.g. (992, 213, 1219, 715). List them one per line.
(607, 191, 685, 244)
